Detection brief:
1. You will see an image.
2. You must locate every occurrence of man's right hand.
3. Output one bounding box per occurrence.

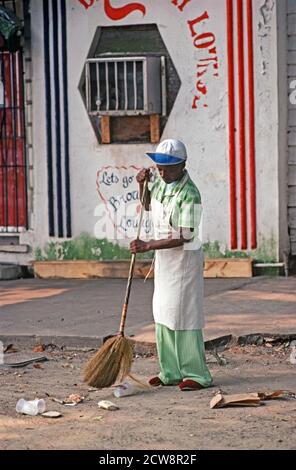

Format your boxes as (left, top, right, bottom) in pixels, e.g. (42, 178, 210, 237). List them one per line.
(136, 169, 151, 184)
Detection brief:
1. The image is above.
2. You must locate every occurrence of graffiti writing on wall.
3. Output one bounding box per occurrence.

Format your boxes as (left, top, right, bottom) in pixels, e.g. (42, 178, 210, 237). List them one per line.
(78, 0, 146, 20)
(78, 0, 219, 111)
(171, 0, 219, 109)
(96, 166, 153, 240)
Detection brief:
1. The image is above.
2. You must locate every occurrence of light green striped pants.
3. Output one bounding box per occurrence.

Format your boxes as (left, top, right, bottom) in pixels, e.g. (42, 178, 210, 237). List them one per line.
(156, 323, 213, 387)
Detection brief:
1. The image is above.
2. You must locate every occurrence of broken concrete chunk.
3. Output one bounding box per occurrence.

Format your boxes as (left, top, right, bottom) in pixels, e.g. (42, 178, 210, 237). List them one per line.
(290, 347, 296, 365)
(98, 400, 119, 411)
(42, 411, 62, 418)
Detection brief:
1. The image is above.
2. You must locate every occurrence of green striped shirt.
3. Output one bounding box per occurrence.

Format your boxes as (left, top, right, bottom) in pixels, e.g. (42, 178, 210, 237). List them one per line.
(150, 171, 202, 232)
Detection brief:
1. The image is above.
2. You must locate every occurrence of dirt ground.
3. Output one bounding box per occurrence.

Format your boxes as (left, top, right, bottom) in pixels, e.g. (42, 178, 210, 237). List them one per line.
(0, 344, 295, 450)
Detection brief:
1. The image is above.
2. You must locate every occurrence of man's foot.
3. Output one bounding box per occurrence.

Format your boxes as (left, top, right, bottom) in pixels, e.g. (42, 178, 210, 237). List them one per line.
(179, 380, 204, 391)
(149, 376, 164, 387)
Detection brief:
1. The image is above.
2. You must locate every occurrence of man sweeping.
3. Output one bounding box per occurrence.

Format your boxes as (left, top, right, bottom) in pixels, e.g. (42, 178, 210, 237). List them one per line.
(130, 139, 212, 391)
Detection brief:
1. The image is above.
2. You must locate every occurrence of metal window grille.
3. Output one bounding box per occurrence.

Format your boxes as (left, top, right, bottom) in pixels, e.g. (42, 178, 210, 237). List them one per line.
(85, 56, 165, 116)
(0, 49, 27, 233)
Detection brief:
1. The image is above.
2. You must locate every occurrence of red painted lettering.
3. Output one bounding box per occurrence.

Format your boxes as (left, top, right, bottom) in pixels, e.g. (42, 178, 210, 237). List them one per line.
(192, 95, 200, 109)
(79, 0, 95, 9)
(197, 62, 212, 78)
(104, 0, 146, 20)
(196, 80, 207, 95)
(192, 95, 207, 109)
(171, 0, 192, 12)
(209, 47, 217, 55)
(198, 56, 218, 63)
(197, 57, 219, 77)
(78, 0, 146, 19)
(187, 11, 209, 37)
(194, 32, 216, 49)
(197, 69, 206, 78)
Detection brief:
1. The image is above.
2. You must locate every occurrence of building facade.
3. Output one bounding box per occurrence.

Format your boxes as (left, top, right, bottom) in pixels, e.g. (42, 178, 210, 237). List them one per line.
(0, 0, 295, 269)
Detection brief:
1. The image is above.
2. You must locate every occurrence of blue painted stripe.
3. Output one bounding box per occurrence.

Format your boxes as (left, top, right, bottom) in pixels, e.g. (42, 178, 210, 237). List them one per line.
(43, 0, 55, 236)
(60, 0, 72, 238)
(52, 0, 64, 237)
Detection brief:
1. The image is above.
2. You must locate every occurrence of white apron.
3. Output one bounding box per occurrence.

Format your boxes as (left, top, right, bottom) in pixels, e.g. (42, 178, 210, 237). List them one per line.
(151, 178, 204, 331)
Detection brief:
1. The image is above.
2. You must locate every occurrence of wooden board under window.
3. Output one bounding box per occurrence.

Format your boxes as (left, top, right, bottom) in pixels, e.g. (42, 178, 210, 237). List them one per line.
(110, 116, 151, 143)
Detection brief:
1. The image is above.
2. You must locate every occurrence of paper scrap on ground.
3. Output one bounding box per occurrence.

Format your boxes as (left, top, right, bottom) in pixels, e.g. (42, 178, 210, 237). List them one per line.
(210, 393, 261, 409)
(210, 390, 294, 409)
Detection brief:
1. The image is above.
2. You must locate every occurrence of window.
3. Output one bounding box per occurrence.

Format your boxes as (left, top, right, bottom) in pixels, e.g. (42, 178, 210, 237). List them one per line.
(79, 25, 181, 145)
(85, 56, 165, 116)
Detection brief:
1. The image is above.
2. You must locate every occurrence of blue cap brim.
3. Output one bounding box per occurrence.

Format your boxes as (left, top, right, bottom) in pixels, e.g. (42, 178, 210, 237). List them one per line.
(146, 153, 184, 166)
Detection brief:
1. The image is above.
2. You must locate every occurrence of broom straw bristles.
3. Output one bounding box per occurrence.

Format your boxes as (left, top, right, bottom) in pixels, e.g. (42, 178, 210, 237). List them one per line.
(84, 336, 133, 389)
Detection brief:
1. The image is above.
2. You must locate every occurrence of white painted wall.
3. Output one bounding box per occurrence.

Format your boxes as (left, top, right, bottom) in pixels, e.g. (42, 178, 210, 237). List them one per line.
(252, 0, 282, 259)
(287, 0, 296, 255)
(66, 0, 229, 248)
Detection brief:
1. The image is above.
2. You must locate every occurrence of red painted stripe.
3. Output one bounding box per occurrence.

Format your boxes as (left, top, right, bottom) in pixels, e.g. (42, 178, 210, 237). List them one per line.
(104, 0, 146, 21)
(226, 0, 238, 249)
(237, 0, 247, 249)
(247, 0, 257, 249)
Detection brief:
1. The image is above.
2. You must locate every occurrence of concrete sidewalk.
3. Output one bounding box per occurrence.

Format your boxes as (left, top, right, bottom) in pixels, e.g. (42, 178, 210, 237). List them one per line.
(1, 276, 296, 347)
(134, 276, 296, 344)
(2, 276, 296, 451)
(1, 345, 295, 450)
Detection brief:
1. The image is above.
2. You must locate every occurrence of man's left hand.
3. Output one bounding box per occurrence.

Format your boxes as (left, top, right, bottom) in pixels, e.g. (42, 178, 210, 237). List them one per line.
(130, 240, 150, 253)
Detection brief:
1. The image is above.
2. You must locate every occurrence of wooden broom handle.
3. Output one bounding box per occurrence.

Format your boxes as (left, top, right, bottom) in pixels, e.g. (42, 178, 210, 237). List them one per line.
(119, 179, 149, 335)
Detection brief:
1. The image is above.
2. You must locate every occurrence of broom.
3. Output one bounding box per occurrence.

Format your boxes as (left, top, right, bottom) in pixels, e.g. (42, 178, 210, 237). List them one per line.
(84, 180, 149, 388)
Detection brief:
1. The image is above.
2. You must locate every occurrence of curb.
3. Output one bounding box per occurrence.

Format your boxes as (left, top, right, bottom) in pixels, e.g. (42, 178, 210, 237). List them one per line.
(0, 335, 104, 350)
(0, 334, 157, 356)
(1, 332, 295, 357)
